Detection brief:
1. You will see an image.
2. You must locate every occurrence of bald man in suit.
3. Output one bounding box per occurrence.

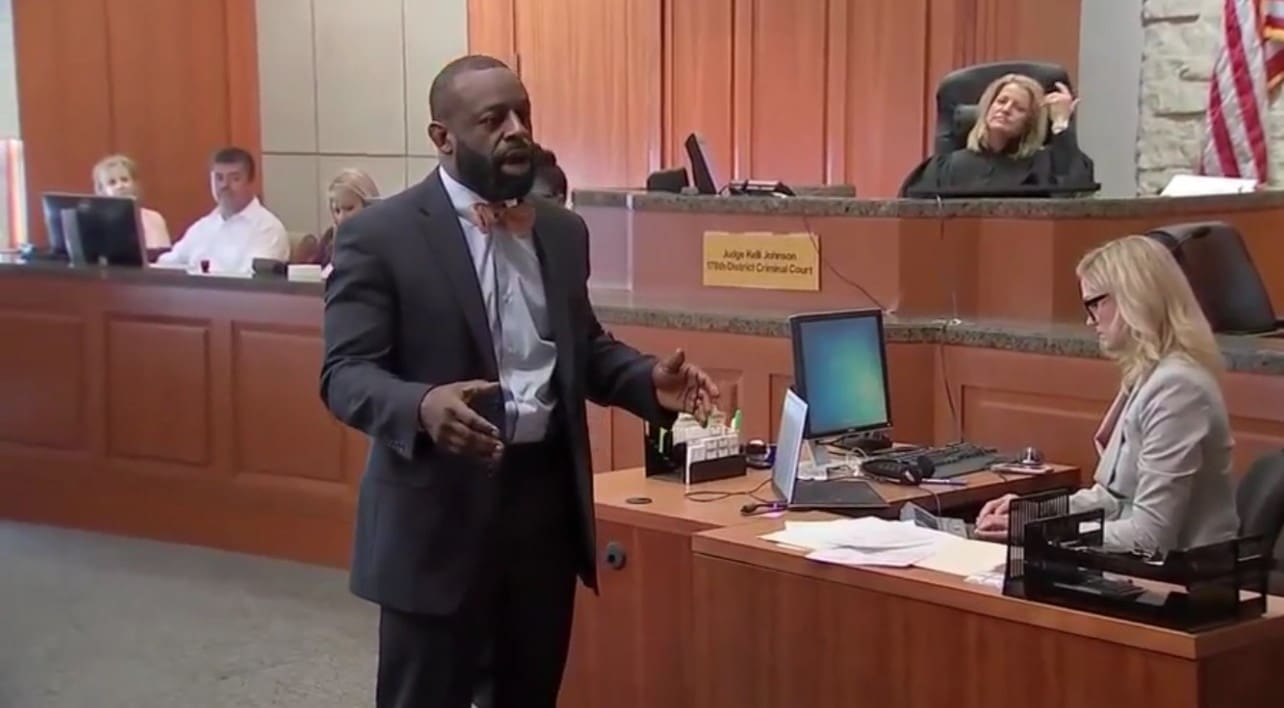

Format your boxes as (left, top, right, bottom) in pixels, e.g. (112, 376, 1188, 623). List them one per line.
(320, 54, 719, 708)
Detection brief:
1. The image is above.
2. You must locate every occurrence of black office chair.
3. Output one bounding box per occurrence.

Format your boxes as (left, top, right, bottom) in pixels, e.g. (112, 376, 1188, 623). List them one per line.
(1236, 450, 1284, 595)
(1145, 221, 1279, 334)
(932, 60, 1077, 156)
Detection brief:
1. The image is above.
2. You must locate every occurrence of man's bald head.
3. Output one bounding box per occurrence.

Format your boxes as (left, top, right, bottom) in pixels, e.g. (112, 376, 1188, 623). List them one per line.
(429, 54, 511, 123)
(426, 54, 535, 202)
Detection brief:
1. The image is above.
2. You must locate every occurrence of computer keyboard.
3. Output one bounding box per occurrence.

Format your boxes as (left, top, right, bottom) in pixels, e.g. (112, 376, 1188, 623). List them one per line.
(869, 441, 1000, 479)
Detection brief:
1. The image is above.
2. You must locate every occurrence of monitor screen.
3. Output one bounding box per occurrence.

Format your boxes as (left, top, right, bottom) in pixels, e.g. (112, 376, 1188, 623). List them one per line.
(789, 309, 892, 438)
(771, 388, 809, 502)
(684, 133, 720, 195)
(42, 193, 144, 267)
(40, 193, 73, 255)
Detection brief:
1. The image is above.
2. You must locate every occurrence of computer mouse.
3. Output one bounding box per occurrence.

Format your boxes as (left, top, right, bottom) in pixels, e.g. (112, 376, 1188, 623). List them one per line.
(1018, 446, 1045, 467)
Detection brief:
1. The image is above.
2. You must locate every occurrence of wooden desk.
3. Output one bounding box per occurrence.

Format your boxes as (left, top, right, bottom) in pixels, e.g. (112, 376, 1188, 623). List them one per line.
(559, 464, 1079, 708)
(690, 518, 1284, 708)
(2, 262, 1281, 564)
(592, 464, 1080, 532)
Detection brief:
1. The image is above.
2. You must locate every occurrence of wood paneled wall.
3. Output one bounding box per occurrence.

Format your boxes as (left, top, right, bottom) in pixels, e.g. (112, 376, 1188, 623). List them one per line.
(12, 0, 260, 245)
(5, 268, 1282, 569)
(468, 0, 1082, 196)
(511, 0, 662, 190)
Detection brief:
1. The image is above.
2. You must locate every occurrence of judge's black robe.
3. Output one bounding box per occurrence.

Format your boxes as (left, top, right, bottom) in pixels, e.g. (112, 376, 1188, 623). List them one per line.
(899, 129, 1095, 197)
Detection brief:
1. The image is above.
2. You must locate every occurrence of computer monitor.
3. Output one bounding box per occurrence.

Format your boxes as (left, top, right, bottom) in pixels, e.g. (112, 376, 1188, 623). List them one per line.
(684, 133, 720, 195)
(771, 388, 809, 502)
(41, 193, 145, 267)
(40, 193, 73, 258)
(789, 308, 893, 439)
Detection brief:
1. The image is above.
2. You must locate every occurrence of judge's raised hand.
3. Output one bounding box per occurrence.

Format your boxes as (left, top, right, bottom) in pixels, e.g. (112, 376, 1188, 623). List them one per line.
(1045, 81, 1079, 127)
(653, 349, 721, 425)
(418, 380, 504, 462)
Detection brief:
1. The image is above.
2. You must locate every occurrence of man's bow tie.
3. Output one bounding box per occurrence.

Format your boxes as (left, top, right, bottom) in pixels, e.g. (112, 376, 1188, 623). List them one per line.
(469, 201, 535, 236)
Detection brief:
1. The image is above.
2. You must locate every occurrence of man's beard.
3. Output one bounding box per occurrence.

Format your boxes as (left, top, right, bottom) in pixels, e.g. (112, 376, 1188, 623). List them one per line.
(455, 141, 534, 202)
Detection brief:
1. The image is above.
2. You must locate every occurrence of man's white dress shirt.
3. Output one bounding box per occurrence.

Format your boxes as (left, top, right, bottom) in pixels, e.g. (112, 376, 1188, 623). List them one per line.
(157, 197, 289, 274)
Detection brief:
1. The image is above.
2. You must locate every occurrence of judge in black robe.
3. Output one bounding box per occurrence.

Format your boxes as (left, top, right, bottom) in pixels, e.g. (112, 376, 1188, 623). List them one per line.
(900, 75, 1094, 196)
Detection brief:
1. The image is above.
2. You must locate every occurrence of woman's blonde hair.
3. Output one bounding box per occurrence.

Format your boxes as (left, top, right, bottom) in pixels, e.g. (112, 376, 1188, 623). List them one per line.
(92, 154, 141, 196)
(1076, 235, 1223, 386)
(966, 74, 1049, 159)
(327, 168, 380, 206)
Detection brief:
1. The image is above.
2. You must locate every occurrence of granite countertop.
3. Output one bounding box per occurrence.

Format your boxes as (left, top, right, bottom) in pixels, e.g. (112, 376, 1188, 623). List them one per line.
(0, 260, 325, 296)
(590, 288, 1284, 376)
(572, 187, 1284, 219)
(5, 262, 1283, 375)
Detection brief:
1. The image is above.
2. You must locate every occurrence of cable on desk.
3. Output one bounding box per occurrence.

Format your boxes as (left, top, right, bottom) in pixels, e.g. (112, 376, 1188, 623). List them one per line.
(923, 485, 943, 516)
(684, 476, 773, 504)
(856, 475, 944, 516)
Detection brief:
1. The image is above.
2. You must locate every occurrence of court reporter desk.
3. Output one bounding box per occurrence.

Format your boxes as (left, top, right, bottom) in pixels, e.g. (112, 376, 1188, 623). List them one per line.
(558, 464, 1080, 708)
(692, 518, 1284, 708)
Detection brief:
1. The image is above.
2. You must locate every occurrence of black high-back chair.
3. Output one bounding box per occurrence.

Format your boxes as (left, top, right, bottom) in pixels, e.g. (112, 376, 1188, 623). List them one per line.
(933, 60, 1076, 156)
(1236, 451, 1284, 595)
(1145, 221, 1279, 335)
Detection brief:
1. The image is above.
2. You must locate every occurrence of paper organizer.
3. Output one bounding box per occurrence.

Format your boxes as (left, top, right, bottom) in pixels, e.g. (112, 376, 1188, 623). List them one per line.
(644, 413, 746, 484)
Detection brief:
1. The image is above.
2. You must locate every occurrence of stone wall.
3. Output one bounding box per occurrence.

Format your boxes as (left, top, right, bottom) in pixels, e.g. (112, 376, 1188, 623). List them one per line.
(1139, 0, 1284, 193)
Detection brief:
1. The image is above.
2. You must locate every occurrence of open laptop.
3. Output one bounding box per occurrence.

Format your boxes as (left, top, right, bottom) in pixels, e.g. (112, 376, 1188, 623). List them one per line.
(772, 389, 888, 512)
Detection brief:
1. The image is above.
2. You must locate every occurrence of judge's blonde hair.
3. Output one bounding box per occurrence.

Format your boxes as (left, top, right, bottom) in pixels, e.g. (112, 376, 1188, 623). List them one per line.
(966, 74, 1049, 159)
(1076, 235, 1223, 388)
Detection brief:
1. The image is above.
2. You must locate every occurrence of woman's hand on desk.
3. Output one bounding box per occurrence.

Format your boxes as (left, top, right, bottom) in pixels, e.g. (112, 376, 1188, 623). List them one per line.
(974, 493, 1017, 541)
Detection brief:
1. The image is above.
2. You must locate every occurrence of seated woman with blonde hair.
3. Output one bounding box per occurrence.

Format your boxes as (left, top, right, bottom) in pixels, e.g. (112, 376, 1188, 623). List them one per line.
(92, 154, 171, 249)
(901, 73, 1094, 194)
(302, 167, 381, 267)
(975, 235, 1240, 554)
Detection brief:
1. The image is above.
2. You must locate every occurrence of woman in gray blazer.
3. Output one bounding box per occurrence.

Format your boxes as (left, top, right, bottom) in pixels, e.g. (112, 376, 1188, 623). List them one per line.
(976, 235, 1240, 554)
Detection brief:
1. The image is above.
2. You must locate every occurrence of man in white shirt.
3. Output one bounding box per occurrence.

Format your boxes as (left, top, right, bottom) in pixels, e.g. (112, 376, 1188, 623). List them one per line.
(157, 147, 289, 274)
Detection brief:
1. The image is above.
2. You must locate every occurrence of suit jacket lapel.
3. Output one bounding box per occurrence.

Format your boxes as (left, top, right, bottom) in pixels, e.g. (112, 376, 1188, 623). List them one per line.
(418, 168, 499, 380)
(531, 215, 575, 401)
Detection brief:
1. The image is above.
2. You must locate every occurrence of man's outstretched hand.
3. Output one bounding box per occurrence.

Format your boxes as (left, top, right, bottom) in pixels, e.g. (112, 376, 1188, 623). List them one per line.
(419, 380, 504, 462)
(652, 349, 720, 424)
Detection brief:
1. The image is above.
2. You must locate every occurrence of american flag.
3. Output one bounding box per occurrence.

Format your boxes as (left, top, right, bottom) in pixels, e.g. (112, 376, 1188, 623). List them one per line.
(1198, 0, 1284, 181)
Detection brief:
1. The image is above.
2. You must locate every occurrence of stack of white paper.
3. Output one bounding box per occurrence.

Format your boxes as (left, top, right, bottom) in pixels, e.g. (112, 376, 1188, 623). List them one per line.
(760, 518, 958, 568)
(915, 538, 1008, 577)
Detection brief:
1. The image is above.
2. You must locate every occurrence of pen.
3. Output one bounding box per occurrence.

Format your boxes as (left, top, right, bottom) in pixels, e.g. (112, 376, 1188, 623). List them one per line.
(920, 478, 968, 487)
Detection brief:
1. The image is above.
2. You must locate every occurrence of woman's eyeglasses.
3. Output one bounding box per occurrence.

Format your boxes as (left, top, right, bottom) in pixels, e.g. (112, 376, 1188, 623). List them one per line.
(1082, 293, 1108, 320)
